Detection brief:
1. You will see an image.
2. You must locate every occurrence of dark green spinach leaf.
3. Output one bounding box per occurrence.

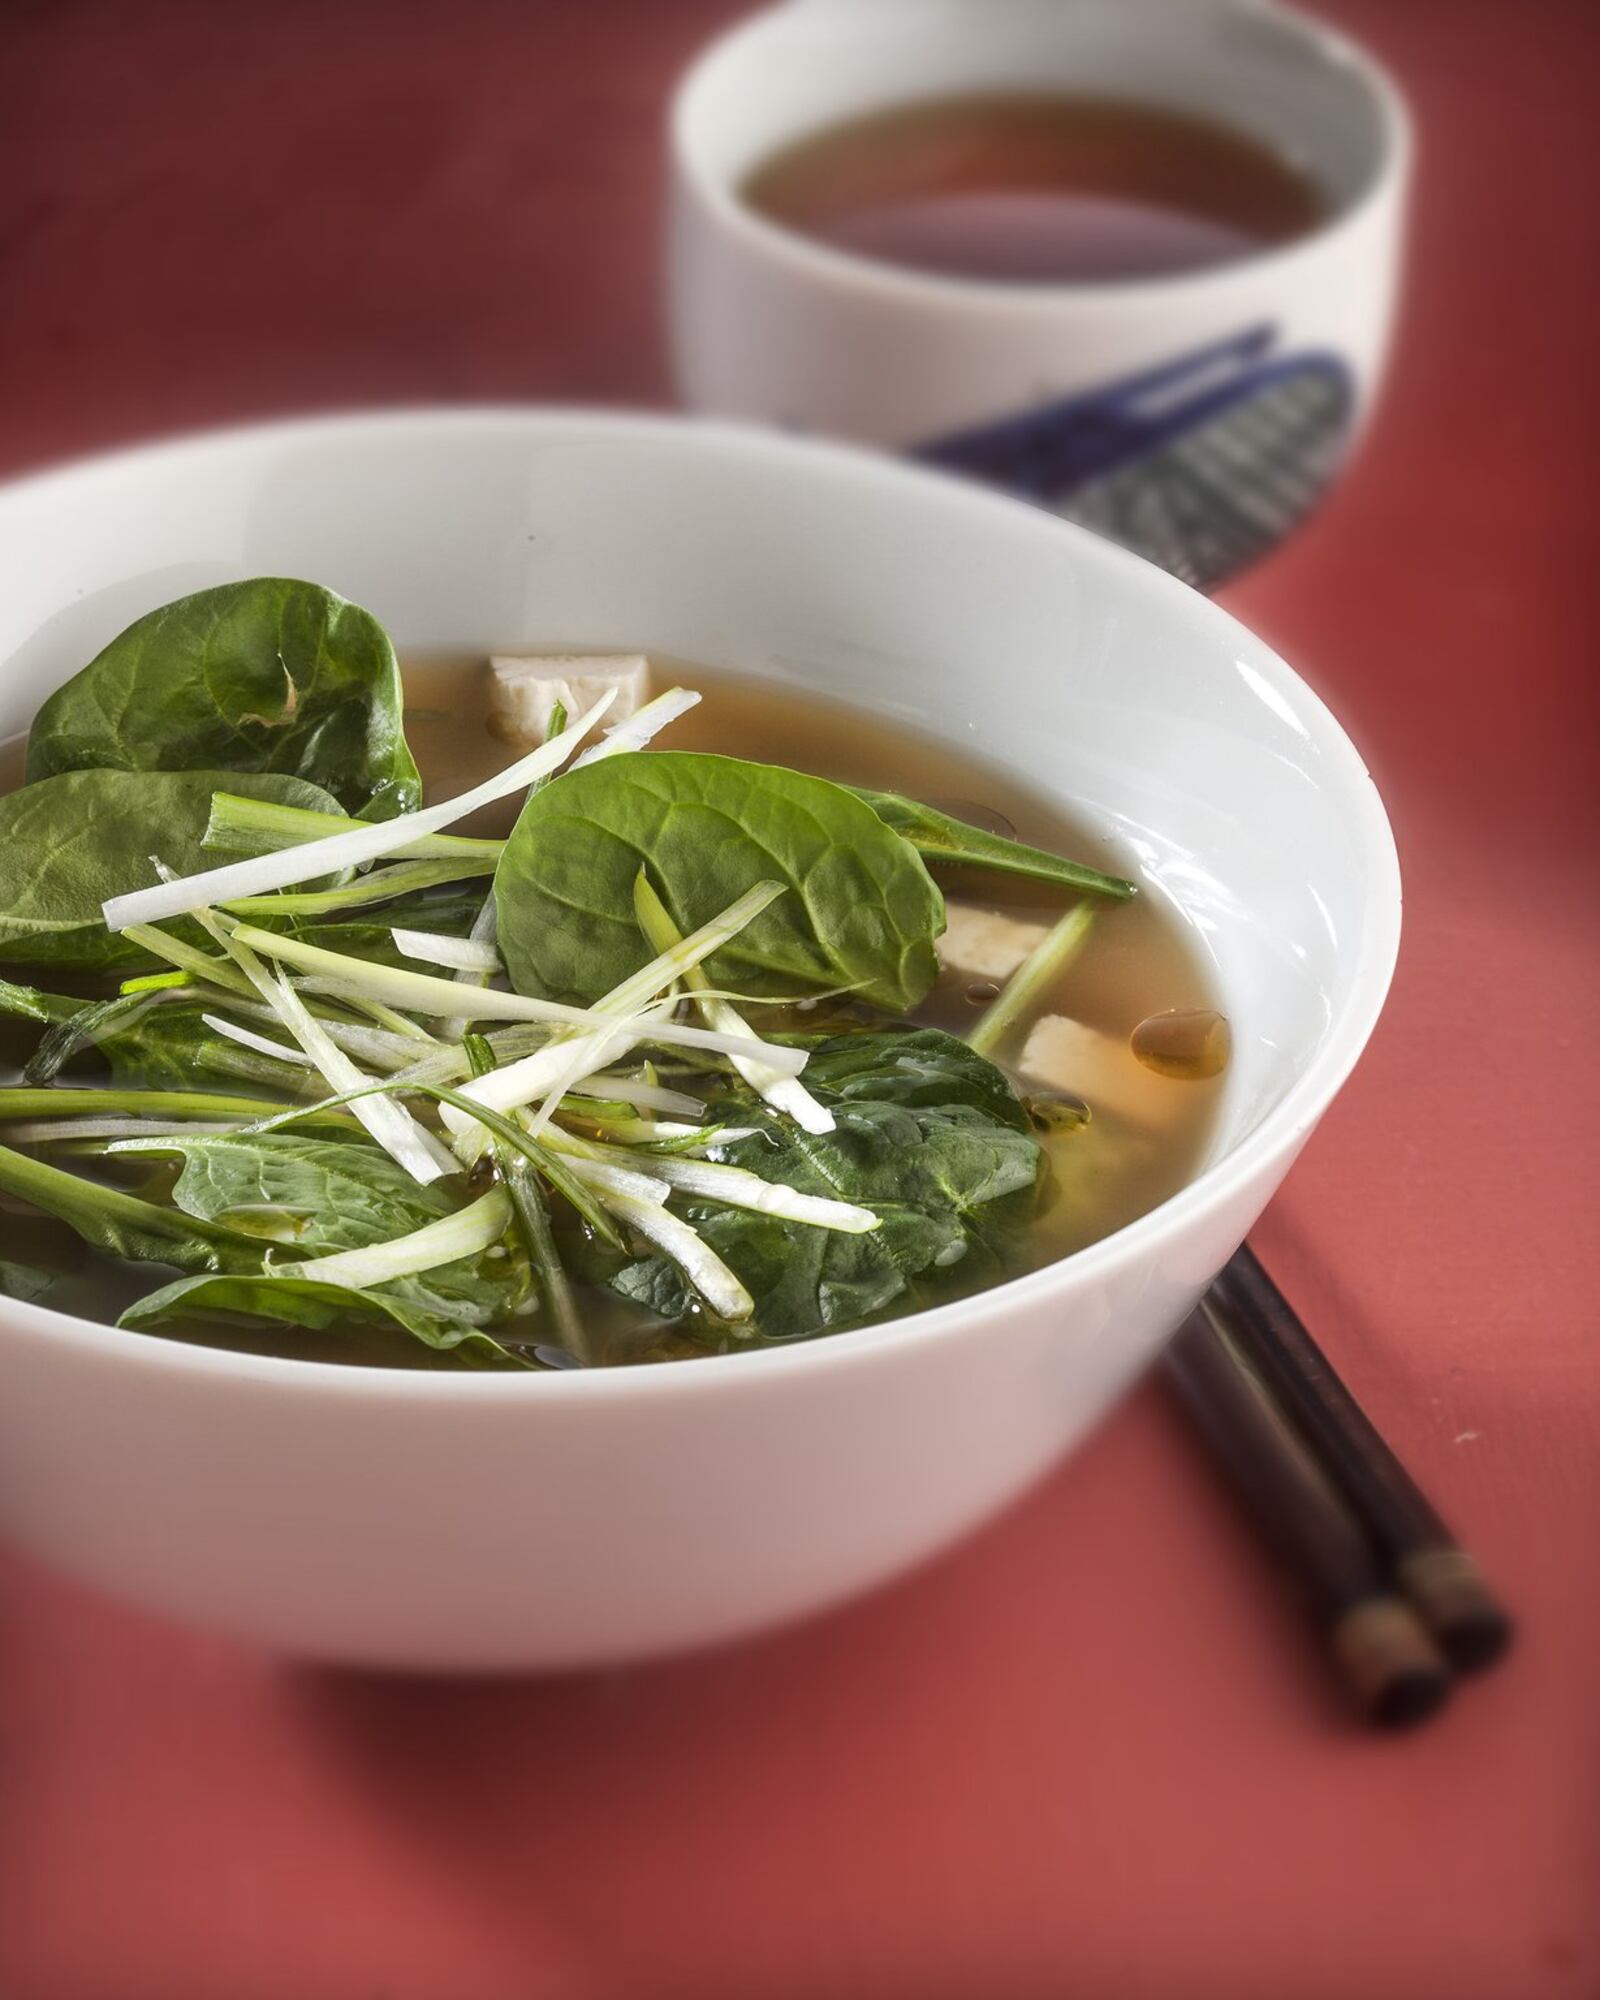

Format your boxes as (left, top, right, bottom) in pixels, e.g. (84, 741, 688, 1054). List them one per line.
(0, 1140, 267, 1273)
(495, 751, 944, 1012)
(0, 985, 310, 1095)
(846, 788, 1134, 900)
(586, 1027, 1043, 1343)
(0, 1129, 530, 1365)
(119, 1273, 529, 1368)
(0, 1259, 55, 1303)
(0, 768, 344, 972)
(26, 578, 420, 818)
(141, 1131, 528, 1328)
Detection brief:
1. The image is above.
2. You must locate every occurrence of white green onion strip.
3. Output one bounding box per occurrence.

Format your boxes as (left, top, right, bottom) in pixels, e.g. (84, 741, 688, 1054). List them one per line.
(220, 1003, 422, 1074)
(439, 882, 790, 1153)
(220, 925, 802, 1070)
(280, 1186, 511, 1290)
(202, 1012, 313, 1067)
(546, 1070, 703, 1118)
(198, 995, 421, 1074)
(101, 689, 618, 931)
(260, 968, 458, 1185)
(205, 1004, 421, 1084)
(122, 923, 420, 1072)
(557, 1117, 757, 1148)
(596, 1187, 754, 1324)
(543, 1131, 877, 1234)
(586, 881, 787, 1024)
(376, 1041, 707, 1118)
(391, 928, 502, 975)
(440, 890, 502, 1043)
(195, 911, 457, 1187)
(572, 686, 701, 766)
(548, 1152, 672, 1208)
(632, 871, 835, 1136)
(333, 992, 440, 1045)
(5, 1116, 247, 1143)
(474, 1025, 639, 1152)
(636, 1155, 876, 1231)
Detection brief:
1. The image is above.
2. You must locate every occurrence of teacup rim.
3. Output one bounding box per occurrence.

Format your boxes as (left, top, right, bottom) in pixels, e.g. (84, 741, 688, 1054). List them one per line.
(670, 0, 1413, 311)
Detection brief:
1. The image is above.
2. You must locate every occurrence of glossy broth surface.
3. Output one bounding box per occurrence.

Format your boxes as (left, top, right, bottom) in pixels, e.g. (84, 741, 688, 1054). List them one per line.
(741, 93, 1325, 284)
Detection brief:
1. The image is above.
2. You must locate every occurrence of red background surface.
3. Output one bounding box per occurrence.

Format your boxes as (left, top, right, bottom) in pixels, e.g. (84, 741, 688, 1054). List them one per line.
(0, 4, 1595, 1996)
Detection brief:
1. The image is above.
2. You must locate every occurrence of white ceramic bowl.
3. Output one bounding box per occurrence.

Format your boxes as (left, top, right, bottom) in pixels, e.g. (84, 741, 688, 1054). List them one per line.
(0, 412, 1399, 1670)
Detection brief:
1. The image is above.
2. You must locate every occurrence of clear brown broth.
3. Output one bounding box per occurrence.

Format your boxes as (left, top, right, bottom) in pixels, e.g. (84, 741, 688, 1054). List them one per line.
(0, 658, 1226, 1365)
(740, 93, 1326, 285)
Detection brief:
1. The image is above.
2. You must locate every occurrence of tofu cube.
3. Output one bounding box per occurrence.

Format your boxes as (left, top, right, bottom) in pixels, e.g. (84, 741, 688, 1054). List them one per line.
(1020, 1013, 1179, 1132)
(937, 903, 1050, 983)
(488, 653, 651, 750)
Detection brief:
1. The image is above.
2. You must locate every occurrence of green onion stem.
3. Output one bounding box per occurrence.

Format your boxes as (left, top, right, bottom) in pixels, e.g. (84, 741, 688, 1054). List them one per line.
(0, 1086, 301, 1122)
(967, 903, 1095, 1060)
(220, 856, 496, 918)
(119, 970, 193, 996)
(121, 923, 256, 999)
(468, 1032, 588, 1359)
(203, 792, 503, 864)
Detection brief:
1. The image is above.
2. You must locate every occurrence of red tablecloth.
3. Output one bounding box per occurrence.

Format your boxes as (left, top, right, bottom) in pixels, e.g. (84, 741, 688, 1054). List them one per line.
(0, 5, 1594, 1996)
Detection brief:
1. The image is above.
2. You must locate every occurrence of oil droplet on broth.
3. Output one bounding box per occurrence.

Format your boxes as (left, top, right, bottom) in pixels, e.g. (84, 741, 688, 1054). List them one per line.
(1130, 1008, 1231, 1081)
(1026, 1090, 1092, 1136)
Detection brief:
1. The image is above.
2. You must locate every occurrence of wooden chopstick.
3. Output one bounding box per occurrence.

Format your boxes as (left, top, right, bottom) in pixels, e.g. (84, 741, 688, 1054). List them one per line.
(1165, 1297, 1453, 1729)
(1214, 1245, 1514, 1674)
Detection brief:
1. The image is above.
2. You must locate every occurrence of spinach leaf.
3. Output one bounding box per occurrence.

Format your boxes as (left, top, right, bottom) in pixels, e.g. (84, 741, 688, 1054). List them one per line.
(795, 1022, 1034, 1130)
(0, 1141, 266, 1273)
(0, 986, 309, 1095)
(846, 788, 1135, 900)
(0, 768, 345, 972)
(0, 1127, 532, 1366)
(119, 1273, 530, 1369)
(139, 1131, 529, 1329)
(0, 1259, 55, 1303)
(586, 1027, 1044, 1343)
(495, 752, 944, 1012)
(26, 578, 420, 819)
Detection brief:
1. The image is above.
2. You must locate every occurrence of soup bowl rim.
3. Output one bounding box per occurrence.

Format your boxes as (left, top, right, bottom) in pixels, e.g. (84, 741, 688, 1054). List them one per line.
(0, 406, 1403, 1404)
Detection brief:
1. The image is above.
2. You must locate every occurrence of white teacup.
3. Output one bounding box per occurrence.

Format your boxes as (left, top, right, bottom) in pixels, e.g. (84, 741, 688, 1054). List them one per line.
(669, 0, 1411, 589)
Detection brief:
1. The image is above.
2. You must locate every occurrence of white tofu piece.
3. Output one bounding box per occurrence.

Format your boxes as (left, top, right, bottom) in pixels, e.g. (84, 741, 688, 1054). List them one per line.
(1020, 1013, 1179, 1132)
(488, 653, 650, 751)
(937, 903, 1049, 983)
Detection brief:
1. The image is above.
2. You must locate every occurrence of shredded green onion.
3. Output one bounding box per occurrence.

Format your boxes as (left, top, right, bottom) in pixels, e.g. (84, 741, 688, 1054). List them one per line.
(967, 903, 1096, 1059)
(284, 1187, 512, 1290)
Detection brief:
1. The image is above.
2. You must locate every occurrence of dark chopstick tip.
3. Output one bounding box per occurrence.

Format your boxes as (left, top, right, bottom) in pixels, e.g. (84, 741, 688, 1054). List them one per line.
(1367, 1664, 1454, 1732)
(1331, 1597, 1453, 1732)
(1438, 1613, 1515, 1676)
(1397, 1550, 1515, 1674)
